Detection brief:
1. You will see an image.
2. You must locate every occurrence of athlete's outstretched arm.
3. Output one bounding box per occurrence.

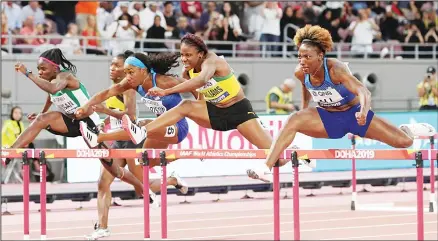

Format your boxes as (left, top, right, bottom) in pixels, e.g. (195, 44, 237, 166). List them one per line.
(28, 71, 72, 94)
(75, 79, 132, 119)
(94, 89, 137, 120)
(161, 58, 217, 95)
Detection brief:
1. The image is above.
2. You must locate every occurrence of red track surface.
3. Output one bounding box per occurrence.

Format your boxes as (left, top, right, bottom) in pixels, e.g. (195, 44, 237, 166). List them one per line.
(2, 183, 437, 240)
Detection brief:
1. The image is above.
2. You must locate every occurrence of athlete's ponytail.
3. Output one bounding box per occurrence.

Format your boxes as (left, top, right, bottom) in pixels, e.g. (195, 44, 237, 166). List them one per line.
(118, 50, 134, 60)
(39, 48, 77, 75)
(133, 52, 180, 75)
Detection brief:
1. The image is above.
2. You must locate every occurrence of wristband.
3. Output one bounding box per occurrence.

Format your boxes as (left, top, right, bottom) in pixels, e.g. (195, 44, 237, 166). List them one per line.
(25, 69, 32, 78)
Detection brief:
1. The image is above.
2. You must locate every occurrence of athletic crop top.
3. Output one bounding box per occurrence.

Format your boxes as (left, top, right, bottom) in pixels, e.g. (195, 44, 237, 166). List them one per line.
(304, 58, 356, 108)
(136, 73, 183, 116)
(188, 57, 241, 104)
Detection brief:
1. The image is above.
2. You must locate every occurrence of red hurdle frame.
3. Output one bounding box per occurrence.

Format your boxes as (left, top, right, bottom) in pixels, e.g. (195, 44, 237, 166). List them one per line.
(5, 148, 437, 240)
(349, 134, 437, 213)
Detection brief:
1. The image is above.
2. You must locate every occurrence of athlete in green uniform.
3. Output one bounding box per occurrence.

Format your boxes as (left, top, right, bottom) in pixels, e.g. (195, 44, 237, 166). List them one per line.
(11, 48, 150, 199)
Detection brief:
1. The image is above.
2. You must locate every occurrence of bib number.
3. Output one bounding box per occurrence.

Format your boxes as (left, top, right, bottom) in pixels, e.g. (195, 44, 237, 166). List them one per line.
(165, 125, 176, 137)
(141, 97, 167, 115)
(311, 87, 344, 107)
(51, 94, 78, 114)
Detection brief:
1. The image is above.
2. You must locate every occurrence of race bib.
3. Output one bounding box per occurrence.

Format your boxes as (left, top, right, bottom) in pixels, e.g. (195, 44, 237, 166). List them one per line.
(310, 87, 344, 107)
(141, 97, 167, 115)
(51, 94, 79, 114)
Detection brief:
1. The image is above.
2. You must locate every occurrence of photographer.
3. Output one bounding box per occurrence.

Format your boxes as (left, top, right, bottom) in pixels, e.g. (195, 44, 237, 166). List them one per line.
(417, 66, 438, 111)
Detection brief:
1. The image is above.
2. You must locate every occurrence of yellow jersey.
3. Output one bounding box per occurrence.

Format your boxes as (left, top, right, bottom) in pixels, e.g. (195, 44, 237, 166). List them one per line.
(265, 86, 292, 114)
(417, 80, 437, 107)
(1, 120, 25, 148)
(188, 69, 241, 104)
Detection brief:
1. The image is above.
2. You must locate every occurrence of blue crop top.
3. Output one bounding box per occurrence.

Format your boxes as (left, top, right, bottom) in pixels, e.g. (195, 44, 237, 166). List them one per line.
(304, 58, 356, 108)
(136, 73, 183, 116)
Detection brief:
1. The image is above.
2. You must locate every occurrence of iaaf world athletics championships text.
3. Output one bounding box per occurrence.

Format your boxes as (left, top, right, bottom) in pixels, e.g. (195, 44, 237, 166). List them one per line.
(178, 150, 257, 158)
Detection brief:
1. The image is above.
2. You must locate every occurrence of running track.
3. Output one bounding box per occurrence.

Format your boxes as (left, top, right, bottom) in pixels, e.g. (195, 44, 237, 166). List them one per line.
(2, 183, 437, 240)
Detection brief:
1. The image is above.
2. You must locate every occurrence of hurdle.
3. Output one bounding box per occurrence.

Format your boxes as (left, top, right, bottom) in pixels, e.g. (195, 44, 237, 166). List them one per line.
(2, 148, 437, 240)
(348, 134, 438, 213)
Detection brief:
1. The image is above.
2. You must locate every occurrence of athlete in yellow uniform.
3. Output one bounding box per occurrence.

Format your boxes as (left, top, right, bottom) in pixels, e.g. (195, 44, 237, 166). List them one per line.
(121, 33, 312, 183)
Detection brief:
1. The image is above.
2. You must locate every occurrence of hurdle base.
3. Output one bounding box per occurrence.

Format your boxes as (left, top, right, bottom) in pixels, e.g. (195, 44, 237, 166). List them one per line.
(2, 210, 13, 215)
(429, 201, 437, 212)
(179, 200, 191, 205)
(241, 194, 253, 199)
(111, 201, 122, 206)
(23, 234, 30, 240)
(350, 200, 356, 211)
(40, 235, 47, 240)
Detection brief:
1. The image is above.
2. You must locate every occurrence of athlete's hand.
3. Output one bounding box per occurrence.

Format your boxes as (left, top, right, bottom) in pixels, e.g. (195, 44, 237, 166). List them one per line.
(27, 113, 38, 122)
(355, 111, 367, 126)
(14, 62, 27, 75)
(92, 104, 105, 113)
(147, 87, 166, 97)
(75, 106, 88, 119)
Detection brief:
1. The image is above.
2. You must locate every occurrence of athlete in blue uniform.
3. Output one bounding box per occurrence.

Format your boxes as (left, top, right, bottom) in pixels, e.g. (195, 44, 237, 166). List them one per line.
(75, 51, 194, 168)
(254, 25, 436, 179)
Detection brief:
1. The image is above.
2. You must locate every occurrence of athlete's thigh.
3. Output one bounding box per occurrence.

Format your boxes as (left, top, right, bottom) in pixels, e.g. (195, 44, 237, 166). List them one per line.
(363, 115, 410, 147)
(39, 111, 70, 134)
(290, 107, 328, 138)
(237, 118, 273, 149)
(142, 122, 180, 144)
(183, 100, 212, 129)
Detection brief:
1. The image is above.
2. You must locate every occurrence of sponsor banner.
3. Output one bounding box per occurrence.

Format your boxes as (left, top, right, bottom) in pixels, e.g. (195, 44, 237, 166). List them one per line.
(66, 115, 313, 183)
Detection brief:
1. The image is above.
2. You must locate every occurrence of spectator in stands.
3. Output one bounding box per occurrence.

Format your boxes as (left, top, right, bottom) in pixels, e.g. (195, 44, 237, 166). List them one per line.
(219, 2, 243, 38)
(417, 66, 438, 111)
(1, 12, 9, 53)
(145, 15, 168, 54)
(199, 1, 218, 31)
(21, 0, 45, 26)
(80, 15, 105, 55)
(243, 1, 264, 40)
(75, 1, 99, 32)
(181, 1, 202, 20)
(1, 1, 22, 34)
(259, 2, 282, 57)
(112, 1, 131, 20)
(280, 5, 294, 44)
(39, 1, 77, 35)
(265, 78, 297, 114)
(403, 22, 425, 58)
(173, 16, 195, 39)
(163, 1, 177, 35)
(132, 14, 144, 49)
(59, 23, 82, 55)
(110, 13, 142, 56)
(18, 16, 36, 45)
(97, 2, 115, 34)
(379, 10, 401, 41)
(139, 1, 167, 33)
(31, 23, 49, 46)
(424, 23, 438, 58)
(348, 8, 381, 58)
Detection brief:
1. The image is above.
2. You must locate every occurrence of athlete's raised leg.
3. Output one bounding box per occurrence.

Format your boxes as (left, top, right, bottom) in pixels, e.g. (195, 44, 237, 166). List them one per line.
(11, 111, 68, 148)
(249, 108, 327, 182)
(122, 100, 211, 144)
(364, 116, 433, 148)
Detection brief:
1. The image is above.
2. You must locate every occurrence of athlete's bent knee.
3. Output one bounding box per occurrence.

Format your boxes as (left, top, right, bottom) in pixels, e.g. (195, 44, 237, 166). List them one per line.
(396, 137, 413, 148)
(98, 179, 112, 192)
(33, 113, 50, 128)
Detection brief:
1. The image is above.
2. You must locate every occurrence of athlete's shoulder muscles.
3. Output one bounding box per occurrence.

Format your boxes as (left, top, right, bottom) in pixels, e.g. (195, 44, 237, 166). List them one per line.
(329, 59, 365, 95)
(54, 71, 77, 91)
(198, 55, 217, 82)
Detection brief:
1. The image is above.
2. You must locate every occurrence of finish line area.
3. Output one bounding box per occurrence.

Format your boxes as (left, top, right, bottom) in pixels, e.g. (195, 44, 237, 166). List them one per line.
(1, 147, 437, 240)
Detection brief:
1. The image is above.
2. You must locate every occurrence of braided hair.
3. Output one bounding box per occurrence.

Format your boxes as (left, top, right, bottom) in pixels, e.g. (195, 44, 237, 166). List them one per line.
(39, 48, 77, 75)
(181, 33, 208, 54)
(133, 52, 180, 75)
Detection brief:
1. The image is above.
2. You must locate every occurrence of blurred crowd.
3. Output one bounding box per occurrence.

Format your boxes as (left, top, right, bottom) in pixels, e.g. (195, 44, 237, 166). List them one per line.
(1, 1, 437, 57)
